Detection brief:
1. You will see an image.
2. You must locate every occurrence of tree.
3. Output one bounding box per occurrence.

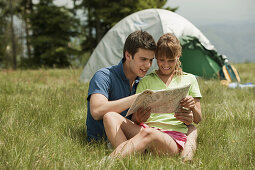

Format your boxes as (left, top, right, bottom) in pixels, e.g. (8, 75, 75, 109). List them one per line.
(9, 0, 17, 69)
(0, 1, 7, 65)
(20, 0, 33, 59)
(80, 0, 177, 53)
(0, 0, 22, 69)
(29, 0, 79, 67)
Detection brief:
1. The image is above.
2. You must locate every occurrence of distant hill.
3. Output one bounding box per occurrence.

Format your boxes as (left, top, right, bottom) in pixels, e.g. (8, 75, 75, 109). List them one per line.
(198, 22, 255, 63)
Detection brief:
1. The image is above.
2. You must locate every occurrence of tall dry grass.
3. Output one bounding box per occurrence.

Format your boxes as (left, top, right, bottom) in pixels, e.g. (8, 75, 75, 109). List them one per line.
(0, 63, 254, 169)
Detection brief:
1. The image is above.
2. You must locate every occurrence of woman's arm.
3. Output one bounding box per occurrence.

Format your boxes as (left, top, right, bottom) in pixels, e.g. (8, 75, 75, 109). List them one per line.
(191, 98, 202, 124)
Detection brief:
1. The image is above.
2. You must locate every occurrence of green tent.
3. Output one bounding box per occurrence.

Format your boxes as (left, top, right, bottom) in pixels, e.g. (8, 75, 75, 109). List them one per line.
(180, 36, 224, 79)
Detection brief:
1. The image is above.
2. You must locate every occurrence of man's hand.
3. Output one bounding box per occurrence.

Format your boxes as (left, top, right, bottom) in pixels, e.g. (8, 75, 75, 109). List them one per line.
(131, 107, 151, 124)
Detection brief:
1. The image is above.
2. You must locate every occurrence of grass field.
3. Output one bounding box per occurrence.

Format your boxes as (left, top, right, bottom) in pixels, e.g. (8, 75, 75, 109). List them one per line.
(0, 63, 254, 169)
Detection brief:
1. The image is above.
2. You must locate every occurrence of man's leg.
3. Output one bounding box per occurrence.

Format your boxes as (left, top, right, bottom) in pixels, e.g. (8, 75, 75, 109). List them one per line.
(103, 112, 142, 148)
(181, 124, 197, 161)
(110, 127, 179, 158)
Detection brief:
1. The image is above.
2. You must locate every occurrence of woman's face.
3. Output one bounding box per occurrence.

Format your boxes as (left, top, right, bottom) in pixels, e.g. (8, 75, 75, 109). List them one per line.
(156, 56, 177, 76)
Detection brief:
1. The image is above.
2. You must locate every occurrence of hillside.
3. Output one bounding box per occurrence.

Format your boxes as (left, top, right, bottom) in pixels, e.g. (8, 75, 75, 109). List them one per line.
(199, 22, 255, 63)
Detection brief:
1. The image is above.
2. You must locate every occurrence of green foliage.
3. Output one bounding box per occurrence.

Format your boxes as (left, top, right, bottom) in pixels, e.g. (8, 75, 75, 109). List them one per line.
(0, 63, 254, 169)
(80, 0, 175, 53)
(0, 1, 7, 64)
(0, 1, 10, 66)
(29, 0, 80, 68)
(0, 0, 178, 68)
(0, 0, 28, 68)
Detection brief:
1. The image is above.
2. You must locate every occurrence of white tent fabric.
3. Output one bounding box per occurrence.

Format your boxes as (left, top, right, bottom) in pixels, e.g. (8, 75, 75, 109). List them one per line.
(80, 8, 216, 83)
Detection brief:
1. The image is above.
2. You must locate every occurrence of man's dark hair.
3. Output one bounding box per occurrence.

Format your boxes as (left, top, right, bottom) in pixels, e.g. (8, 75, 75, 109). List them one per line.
(123, 30, 156, 62)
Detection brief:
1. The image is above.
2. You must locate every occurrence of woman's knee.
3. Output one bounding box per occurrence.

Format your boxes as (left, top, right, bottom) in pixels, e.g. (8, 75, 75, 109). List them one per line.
(187, 124, 197, 131)
(186, 124, 198, 137)
(139, 128, 158, 142)
(103, 112, 123, 127)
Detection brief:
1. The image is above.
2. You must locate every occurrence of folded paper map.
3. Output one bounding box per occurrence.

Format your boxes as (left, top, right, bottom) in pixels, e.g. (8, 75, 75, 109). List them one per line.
(126, 84, 191, 117)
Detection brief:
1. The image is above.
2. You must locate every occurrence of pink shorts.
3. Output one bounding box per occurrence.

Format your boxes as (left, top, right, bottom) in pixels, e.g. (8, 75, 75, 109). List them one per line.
(140, 123, 187, 150)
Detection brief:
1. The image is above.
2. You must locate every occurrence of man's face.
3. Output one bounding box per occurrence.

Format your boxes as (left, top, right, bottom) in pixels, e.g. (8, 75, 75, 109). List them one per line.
(128, 48, 155, 78)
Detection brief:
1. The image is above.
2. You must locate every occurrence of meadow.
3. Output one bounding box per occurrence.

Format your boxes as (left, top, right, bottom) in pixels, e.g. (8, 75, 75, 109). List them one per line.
(0, 63, 254, 169)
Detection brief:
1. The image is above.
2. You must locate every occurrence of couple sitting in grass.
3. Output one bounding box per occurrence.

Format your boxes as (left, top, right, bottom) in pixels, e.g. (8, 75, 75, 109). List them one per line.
(86, 30, 202, 160)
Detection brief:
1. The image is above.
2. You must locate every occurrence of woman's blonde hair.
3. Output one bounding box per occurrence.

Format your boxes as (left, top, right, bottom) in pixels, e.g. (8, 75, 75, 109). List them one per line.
(156, 33, 183, 76)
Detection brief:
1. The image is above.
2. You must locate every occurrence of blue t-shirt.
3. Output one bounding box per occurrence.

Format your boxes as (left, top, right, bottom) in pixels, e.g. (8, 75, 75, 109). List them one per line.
(86, 60, 140, 141)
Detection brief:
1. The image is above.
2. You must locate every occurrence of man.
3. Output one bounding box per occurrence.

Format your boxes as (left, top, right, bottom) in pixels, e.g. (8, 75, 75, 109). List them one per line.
(86, 30, 156, 141)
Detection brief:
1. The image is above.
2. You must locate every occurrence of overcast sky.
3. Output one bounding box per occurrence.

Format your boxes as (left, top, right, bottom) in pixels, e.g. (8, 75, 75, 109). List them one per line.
(165, 0, 255, 26)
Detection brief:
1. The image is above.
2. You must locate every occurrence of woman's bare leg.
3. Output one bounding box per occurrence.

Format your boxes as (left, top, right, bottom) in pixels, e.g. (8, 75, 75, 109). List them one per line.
(110, 128, 179, 158)
(181, 124, 197, 161)
(103, 112, 142, 148)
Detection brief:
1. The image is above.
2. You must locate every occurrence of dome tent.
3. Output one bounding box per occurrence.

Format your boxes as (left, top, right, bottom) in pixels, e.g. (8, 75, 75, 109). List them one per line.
(80, 8, 225, 83)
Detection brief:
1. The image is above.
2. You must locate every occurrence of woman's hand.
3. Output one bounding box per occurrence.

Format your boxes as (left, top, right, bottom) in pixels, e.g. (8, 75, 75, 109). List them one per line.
(174, 108, 194, 125)
(175, 96, 202, 125)
(174, 96, 196, 125)
(180, 96, 195, 110)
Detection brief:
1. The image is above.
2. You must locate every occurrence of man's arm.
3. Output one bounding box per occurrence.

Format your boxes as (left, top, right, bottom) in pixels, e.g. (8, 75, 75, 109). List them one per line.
(90, 93, 139, 120)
